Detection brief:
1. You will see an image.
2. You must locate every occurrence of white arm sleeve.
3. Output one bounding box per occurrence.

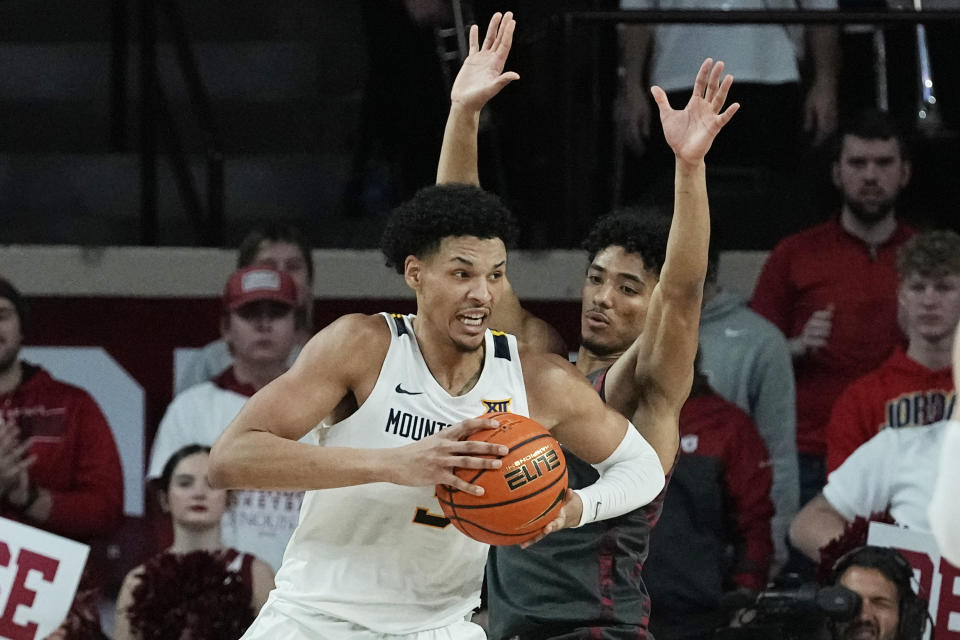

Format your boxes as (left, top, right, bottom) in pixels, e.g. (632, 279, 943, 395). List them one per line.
(572, 424, 665, 527)
(930, 421, 960, 566)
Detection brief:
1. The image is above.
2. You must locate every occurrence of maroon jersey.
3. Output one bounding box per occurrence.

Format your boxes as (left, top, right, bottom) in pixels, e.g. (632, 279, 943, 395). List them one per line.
(486, 367, 671, 639)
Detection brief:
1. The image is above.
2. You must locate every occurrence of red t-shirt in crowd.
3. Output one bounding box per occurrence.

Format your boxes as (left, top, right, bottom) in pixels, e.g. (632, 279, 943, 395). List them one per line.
(0, 363, 124, 542)
(825, 347, 955, 473)
(751, 219, 913, 456)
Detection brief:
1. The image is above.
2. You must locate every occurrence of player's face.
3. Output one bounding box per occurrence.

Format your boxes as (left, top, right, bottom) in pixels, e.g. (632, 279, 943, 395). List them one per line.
(833, 136, 910, 223)
(899, 273, 960, 344)
(164, 452, 228, 530)
(837, 567, 901, 640)
(0, 299, 22, 375)
(410, 236, 507, 353)
(253, 241, 312, 306)
(223, 301, 298, 365)
(580, 246, 657, 357)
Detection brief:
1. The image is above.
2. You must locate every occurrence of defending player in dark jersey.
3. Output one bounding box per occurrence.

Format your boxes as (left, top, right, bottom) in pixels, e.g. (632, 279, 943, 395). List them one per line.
(436, 12, 737, 638)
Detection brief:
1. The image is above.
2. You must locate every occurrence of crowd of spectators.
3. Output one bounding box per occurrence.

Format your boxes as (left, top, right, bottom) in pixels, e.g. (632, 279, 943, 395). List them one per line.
(3, 4, 960, 637)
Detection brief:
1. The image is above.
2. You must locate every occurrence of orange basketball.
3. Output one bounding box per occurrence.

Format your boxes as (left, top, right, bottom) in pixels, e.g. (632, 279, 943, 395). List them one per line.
(435, 412, 568, 546)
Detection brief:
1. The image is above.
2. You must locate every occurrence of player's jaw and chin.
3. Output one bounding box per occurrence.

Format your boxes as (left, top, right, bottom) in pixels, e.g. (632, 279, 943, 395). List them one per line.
(579, 292, 650, 359)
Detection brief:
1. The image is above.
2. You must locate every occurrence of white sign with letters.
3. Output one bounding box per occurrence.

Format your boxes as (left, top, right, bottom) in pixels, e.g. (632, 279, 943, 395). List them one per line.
(868, 522, 960, 640)
(0, 517, 88, 640)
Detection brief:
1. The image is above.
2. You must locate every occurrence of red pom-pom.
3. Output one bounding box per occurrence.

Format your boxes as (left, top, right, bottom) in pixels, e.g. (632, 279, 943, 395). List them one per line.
(816, 511, 896, 583)
(128, 550, 254, 640)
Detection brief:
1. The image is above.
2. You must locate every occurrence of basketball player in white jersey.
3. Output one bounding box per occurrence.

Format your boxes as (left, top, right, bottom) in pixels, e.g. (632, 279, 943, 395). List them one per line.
(210, 171, 666, 637)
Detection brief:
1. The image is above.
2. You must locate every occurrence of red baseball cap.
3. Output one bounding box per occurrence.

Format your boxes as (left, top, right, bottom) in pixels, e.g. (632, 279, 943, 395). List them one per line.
(223, 266, 298, 311)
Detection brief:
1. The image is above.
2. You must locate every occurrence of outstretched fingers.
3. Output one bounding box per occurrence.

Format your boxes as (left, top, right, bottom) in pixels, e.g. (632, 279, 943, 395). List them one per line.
(493, 11, 515, 54)
(717, 101, 741, 128)
(705, 60, 724, 98)
(469, 24, 480, 56)
(709, 72, 733, 113)
(650, 85, 672, 118)
(690, 58, 714, 100)
(482, 12, 503, 51)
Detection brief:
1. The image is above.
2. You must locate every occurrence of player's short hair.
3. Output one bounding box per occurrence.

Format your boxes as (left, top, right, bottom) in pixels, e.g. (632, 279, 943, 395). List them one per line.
(582, 208, 672, 277)
(835, 108, 909, 160)
(897, 229, 960, 279)
(159, 444, 212, 494)
(380, 184, 518, 274)
(237, 222, 314, 284)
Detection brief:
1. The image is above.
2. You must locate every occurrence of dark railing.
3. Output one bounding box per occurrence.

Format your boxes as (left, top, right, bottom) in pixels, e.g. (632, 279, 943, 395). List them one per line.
(559, 8, 960, 245)
(122, 0, 225, 246)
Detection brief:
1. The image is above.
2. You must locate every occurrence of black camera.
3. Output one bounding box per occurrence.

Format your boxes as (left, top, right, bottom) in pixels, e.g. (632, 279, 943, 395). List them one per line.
(714, 580, 863, 640)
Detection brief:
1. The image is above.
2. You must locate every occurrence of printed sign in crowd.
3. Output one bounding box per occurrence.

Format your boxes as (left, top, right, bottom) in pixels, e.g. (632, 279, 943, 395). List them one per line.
(869, 522, 960, 640)
(0, 518, 88, 640)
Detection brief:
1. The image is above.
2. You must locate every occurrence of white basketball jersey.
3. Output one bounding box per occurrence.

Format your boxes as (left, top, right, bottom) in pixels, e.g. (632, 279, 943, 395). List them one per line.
(270, 313, 529, 634)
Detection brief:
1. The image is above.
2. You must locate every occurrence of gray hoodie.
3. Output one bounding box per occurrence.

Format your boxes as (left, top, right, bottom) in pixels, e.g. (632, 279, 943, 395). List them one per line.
(700, 288, 799, 573)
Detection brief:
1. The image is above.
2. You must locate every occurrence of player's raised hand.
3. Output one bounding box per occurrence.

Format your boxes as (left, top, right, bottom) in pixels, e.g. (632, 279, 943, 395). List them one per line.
(450, 11, 520, 112)
(384, 417, 507, 495)
(520, 487, 582, 548)
(652, 58, 739, 167)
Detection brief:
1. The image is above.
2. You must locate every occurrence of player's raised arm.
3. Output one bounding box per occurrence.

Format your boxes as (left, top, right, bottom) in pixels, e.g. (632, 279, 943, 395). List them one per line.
(436, 11, 518, 186)
(435, 12, 566, 354)
(603, 59, 738, 471)
(208, 314, 506, 495)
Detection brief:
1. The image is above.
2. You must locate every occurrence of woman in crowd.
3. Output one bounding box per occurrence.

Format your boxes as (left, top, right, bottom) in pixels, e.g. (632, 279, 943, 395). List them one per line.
(114, 445, 274, 640)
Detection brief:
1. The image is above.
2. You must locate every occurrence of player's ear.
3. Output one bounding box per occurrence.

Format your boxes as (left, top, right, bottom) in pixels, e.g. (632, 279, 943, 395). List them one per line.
(831, 159, 842, 189)
(404, 255, 422, 290)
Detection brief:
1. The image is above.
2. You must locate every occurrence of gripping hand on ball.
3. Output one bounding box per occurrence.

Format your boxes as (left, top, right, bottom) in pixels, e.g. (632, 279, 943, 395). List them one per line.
(385, 418, 507, 496)
(520, 488, 583, 549)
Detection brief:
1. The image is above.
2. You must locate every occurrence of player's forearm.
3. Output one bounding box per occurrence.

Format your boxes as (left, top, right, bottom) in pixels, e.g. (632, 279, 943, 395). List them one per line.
(573, 424, 664, 526)
(788, 494, 847, 562)
(436, 102, 482, 186)
(209, 429, 386, 491)
(658, 159, 709, 300)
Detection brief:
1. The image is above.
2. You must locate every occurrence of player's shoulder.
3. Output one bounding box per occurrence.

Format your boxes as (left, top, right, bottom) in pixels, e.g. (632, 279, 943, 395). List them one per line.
(298, 313, 392, 366)
(315, 313, 391, 345)
(519, 350, 594, 398)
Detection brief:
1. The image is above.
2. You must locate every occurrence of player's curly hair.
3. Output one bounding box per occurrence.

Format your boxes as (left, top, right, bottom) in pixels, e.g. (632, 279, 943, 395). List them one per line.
(381, 184, 518, 274)
(897, 229, 960, 278)
(581, 208, 672, 276)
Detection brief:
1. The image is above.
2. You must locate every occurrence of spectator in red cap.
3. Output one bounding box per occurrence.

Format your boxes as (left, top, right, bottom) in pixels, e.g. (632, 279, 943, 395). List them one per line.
(147, 266, 303, 571)
(175, 223, 315, 394)
(0, 277, 123, 637)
